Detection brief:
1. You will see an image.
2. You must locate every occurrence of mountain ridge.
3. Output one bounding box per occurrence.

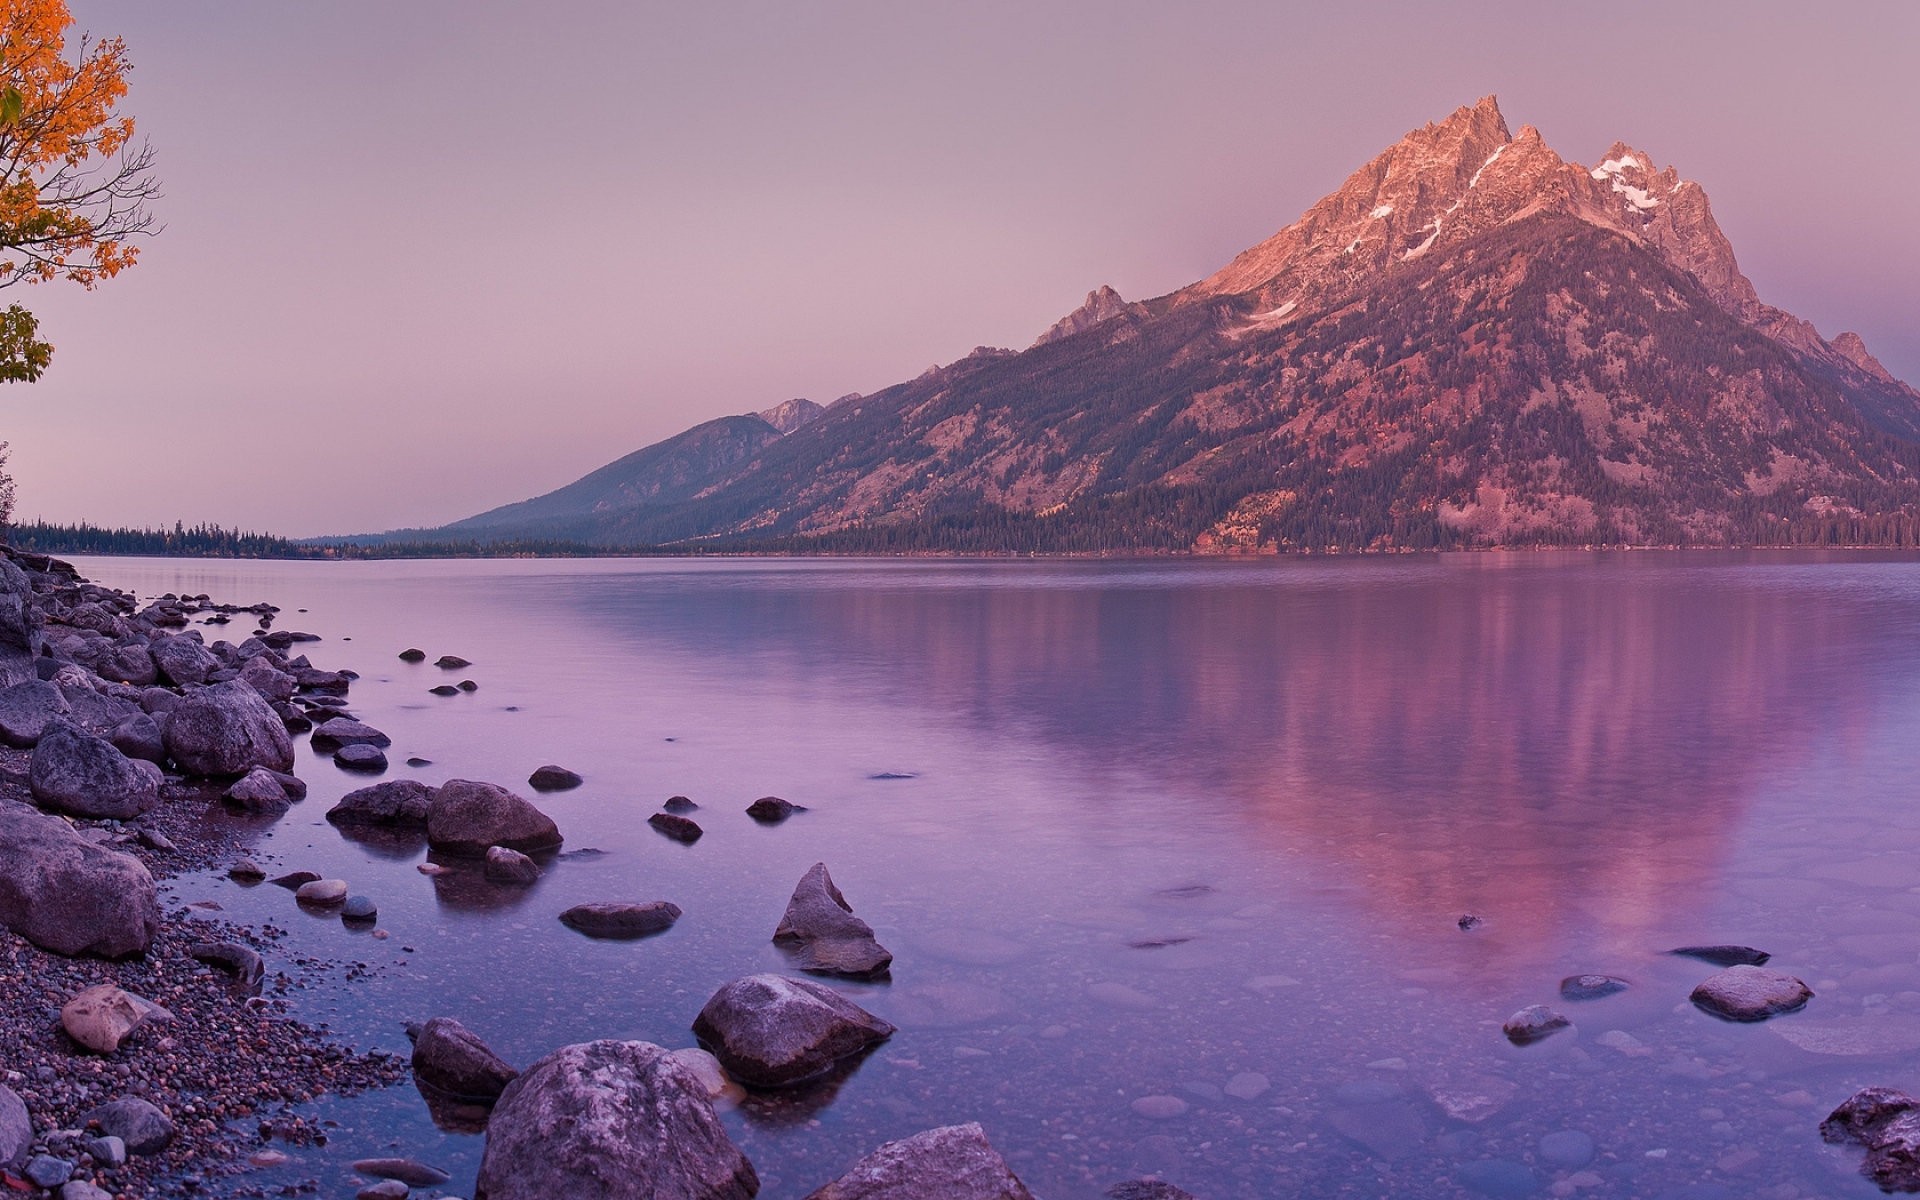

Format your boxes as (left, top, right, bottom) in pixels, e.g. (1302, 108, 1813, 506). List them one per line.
(406, 97, 1920, 552)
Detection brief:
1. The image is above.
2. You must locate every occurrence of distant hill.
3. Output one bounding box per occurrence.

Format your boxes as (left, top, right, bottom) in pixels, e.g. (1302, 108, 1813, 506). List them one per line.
(381, 96, 1920, 552)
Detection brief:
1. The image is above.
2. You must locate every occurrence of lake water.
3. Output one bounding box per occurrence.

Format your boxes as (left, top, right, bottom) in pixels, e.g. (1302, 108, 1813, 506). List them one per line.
(65, 551, 1920, 1200)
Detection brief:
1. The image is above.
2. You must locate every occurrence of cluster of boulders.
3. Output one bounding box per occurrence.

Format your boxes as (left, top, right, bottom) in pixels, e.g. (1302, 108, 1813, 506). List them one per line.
(1498, 943, 1811, 1046)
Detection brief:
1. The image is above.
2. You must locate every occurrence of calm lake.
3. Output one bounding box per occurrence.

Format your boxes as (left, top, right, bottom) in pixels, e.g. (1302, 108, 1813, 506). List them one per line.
(66, 551, 1920, 1200)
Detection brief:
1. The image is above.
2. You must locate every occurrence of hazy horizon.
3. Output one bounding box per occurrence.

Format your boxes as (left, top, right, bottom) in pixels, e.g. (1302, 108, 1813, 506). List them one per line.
(8, 0, 1918, 538)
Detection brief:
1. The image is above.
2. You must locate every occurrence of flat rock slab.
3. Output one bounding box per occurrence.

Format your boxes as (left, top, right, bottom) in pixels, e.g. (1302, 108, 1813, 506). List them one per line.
(1671, 944, 1770, 967)
(310, 718, 391, 752)
(560, 902, 681, 939)
(774, 863, 892, 979)
(801, 1122, 1034, 1200)
(693, 973, 895, 1088)
(334, 743, 389, 771)
(1690, 965, 1813, 1022)
(1559, 974, 1629, 1001)
(474, 1039, 756, 1200)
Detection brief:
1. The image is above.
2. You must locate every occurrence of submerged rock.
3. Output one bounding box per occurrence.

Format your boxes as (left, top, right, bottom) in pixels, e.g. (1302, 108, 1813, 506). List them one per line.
(560, 902, 681, 939)
(1671, 945, 1770, 967)
(692, 973, 894, 1088)
(528, 764, 582, 791)
(1107, 1184, 1197, 1200)
(353, 1159, 451, 1187)
(1690, 965, 1812, 1022)
(474, 1039, 757, 1200)
(435, 655, 470, 670)
(649, 812, 704, 843)
(663, 795, 699, 813)
(412, 1016, 519, 1102)
(746, 796, 806, 823)
(1501, 1005, 1570, 1045)
(773, 863, 892, 979)
(1559, 974, 1630, 1001)
(484, 846, 542, 885)
(427, 779, 562, 856)
(801, 1123, 1034, 1200)
(0, 800, 160, 957)
(334, 743, 389, 772)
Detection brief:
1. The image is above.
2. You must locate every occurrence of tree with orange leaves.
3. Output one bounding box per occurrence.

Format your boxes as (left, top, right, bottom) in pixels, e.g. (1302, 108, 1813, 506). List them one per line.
(0, 0, 157, 384)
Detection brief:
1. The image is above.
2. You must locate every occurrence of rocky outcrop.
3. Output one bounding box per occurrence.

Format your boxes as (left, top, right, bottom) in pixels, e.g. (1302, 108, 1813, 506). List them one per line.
(29, 722, 161, 819)
(800, 1123, 1034, 1200)
(773, 863, 892, 979)
(474, 1040, 758, 1200)
(427, 779, 562, 856)
(0, 800, 160, 957)
(1032, 286, 1133, 348)
(163, 680, 295, 776)
(692, 974, 894, 1088)
(412, 1017, 519, 1102)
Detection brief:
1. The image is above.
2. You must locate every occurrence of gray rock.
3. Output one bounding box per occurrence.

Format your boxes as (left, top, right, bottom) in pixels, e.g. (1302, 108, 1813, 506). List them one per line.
(0, 679, 68, 746)
(342, 895, 377, 920)
(0, 800, 160, 956)
(29, 722, 161, 819)
(310, 718, 392, 752)
(773, 863, 892, 979)
(434, 655, 470, 669)
(649, 812, 703, 843)
(351, 1159, 450, 1187)
(1824, 1087, 1920, 1191)
(335, 743, 389, 771)
(81, 1096, 174, 1155)
(23, 1154, 72, 1188)
(329, 780, 435, 828)
(81, 1135, 125, 1167)
(1558, 974, 1629, 1001)
(227, 858, 266, 882)
(412, 1016, 520, 1101)
(427, 779, 562, 856)
(238, 655, 294, 702)
(484, 846, 541, 884)
(61, 1180, 114, 1200)
(1690, 965, 1813, 1022)
(474, 1039, 757, 1200)
(295, 878, 348, 905)
(358, 1181, 409, 1200)
(1501, 1005, 1570, 1045)
(163, 680, 294, 776)
(0, 559, 43, 658)
(110, 712, 166, 763)
(97, 642, 157, 687)
(149, 634, 220, 687)
(692, 973, 895, 1088)
(1106, 1185, 1197, 1200)
(527, 764, 582, 791)
(397, 648, 426, 662)
(138, 687, 180, 714)
(225, 766, 291, 812)
(54, 682, 140, 738)
(800, 1123, 1033, 1200)
(0, 1084, 28, 1168)
(746, 796, 805, 823)
(560, 901, 680, 939)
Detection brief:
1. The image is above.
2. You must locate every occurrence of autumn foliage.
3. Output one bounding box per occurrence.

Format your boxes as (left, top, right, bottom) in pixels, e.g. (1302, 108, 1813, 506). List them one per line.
(0, 0, 155, 380)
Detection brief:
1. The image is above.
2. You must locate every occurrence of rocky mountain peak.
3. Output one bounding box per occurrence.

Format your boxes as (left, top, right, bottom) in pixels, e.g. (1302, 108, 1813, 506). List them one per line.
(756, 398, 824, 434)
(1832, 331, 1898, 384)
(1033, 285, 1132, 347)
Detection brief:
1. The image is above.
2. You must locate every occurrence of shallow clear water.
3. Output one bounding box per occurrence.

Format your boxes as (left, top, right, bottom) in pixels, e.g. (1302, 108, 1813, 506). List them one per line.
(67, 551, 1920, 1200)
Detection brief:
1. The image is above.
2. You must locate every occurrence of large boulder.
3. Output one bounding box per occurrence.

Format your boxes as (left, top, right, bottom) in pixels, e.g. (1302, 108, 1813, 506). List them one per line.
(412, 1016, 519, 1101)
(1824, 1087, 1920, 1191)
(110, 713, 166, 764)
(54, 682, 140, 738)
(149, 635, 221, 687)
(96, 642, 157, 687)
(29, 722, 161, 820)
(0, 559, 43, 659)
(0, 800, 161, 956)
(474, 1039, 758, 1200)
(328, 779, 435, 828)
(163, 680, 294, 775)
(692, 974, 894, 1088)
(773, 863, 892, 979)
(237, 655, 294, 702)
(801, 1124, 1035, 1200)
(427, 779, 561, 856)
(0, 679, 68, 747)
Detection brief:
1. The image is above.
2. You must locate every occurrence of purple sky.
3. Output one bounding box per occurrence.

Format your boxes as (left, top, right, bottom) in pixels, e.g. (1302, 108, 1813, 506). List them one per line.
(10, 1, 1918, 537)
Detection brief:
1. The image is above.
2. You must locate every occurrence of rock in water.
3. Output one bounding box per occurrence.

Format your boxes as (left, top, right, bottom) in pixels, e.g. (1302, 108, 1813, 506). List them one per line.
(485, 845, 542, 884)
(1501, 1005, 1571, 1045)
(773, 863, 892, 979)
(310, 718, 392, 752)
(527, 764, 582, 791)
(800, 1123, 1034, 1200)
(188, 942, 265, 993)
(225, 766, 291, 813)
(663, 796, 699, 813)
(60, 984, 170, 1053)
(342, 895, 378, 921)
(295, 878, 348, 906)
(1559, 974, 1630, 1001)
(560, 902, 681, 939)
(163, 680, 295, 775)
(435, 655, 470, 670)
(746, 796, 806, 823)
(398, 648, 426, 662)
(81, 1097, 174, 1155)
(427, 779, 562, 856)
(29, 721, 161, 819)
(354, 1159, 451, 1187)
(335, 743, 389, 771)
(1106, 1184, 1198, 1200)
(328, 780, 435, 828)
(412, 1016, 520, 1101)
(1690, 965, 1813, 1021)
(0, 1083, 29, 1168)
(1823, 1087, 1920, 1192)
(649, 812, 704, 843)
(357, 1181, 408, 1200)
(474, 1040, 757, 1200)
(1671, 945, 1769, 967)
(692, 974, 895, 1088)
(0, 800, 160, 956)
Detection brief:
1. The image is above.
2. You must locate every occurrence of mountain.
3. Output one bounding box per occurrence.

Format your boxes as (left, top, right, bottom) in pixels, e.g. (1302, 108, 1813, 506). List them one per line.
(427, 97, 1920, 552)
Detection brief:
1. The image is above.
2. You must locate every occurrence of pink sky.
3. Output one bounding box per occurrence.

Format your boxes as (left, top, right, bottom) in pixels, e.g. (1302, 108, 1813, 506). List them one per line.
(9, 1, 1918, 537)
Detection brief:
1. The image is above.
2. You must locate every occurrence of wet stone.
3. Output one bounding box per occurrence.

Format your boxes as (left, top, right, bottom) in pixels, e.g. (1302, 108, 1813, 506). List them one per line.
(648, 811, 703, 843)
(1671, 944, 1770, 967)
(334, 743, 389, 771)
(560, 901, 681, 939)
(351, 1159, 450, 1187)
(434, 655, 470, 669)
(342, 895, 378, 921)
(270, 870, 321, 889)
(1690, 965, 1813, 1021)
(747, 795, 806, 823)
(397, 648, 426, 662)
(357, 1181, 408, 1200)
(527, 764, 582, 791)
(1107, 1184, 1198, 1200)
(663, 795, 698, 813)
(1503, 1005, 1571, 1045)
(295, 878, 348, 906)
(1559, 974, 1630, 1001)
